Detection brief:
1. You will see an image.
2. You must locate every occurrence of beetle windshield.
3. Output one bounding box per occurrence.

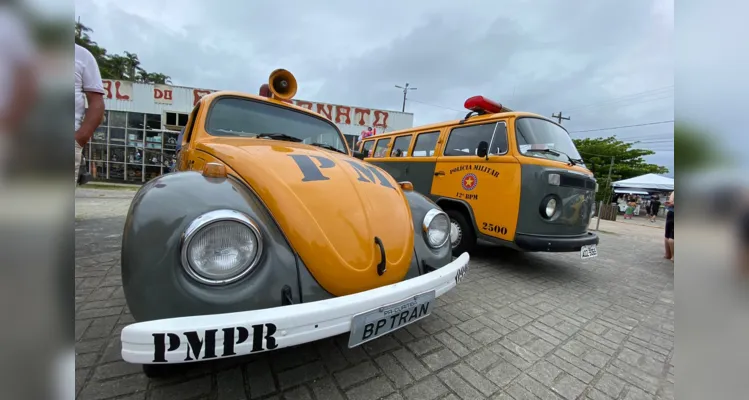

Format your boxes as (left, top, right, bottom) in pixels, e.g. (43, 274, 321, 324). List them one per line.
(206, 97, 348, 153)
(515, 117, 584, 166)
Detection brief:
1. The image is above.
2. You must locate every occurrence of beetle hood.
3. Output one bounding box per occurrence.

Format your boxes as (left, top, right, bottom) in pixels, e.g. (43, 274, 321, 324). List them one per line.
(197, 140, 415, 296)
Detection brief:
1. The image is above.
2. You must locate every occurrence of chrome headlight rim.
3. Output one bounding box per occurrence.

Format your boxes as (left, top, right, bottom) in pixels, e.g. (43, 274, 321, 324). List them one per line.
(539, 195, 561, 220)
(180, 209, 263, 286)
(422, 208, 450, 248)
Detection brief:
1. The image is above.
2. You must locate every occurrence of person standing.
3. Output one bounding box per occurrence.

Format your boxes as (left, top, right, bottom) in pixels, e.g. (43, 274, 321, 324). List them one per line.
(75, 44, 105, 185)
(664, 191, 674, 261)
(0, 5, 36, 183)
(649, 195, 662, 222)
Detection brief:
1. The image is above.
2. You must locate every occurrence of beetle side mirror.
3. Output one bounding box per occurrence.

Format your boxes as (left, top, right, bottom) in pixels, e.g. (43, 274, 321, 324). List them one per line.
(353, 151, 367, 160)
(476, 141, 489, 159)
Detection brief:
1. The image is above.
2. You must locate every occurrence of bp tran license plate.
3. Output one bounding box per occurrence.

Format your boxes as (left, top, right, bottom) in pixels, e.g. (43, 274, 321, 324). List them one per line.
(581, 244, 598, 259)
(348, 291, 435, 348)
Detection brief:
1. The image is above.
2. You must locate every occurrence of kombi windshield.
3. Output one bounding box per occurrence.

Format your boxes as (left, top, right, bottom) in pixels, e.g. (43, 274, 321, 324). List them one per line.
(515, 117, 584, 165)
(206, 97, 348, 153)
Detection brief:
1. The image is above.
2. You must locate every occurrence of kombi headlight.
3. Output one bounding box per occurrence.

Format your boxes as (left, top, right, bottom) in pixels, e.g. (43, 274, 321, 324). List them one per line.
(181, 210, 262, 285)
(543, 198, 557, 218)
(422, 209, 450, 248)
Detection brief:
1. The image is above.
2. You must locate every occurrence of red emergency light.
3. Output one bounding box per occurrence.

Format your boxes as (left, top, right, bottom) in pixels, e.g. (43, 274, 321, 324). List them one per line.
(464, 96, 503, 114)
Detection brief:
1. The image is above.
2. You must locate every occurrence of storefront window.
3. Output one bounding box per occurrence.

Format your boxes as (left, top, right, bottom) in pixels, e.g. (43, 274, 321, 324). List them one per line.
(127, 130, 143, 148)
(109, 145, 125, 162)
(90, 144, 107, 161)
(92, 127, 107, 143)
(109, 111, 126, 127)
(128, 113, 145, 129)
(145, 113, 161, 130)
(145, 131, 162, 149)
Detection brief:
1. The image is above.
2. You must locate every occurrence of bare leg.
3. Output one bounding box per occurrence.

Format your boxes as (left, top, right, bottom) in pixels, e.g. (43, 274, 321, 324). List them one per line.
(664, 237, 672, 259)
(668, 238, 674, 261)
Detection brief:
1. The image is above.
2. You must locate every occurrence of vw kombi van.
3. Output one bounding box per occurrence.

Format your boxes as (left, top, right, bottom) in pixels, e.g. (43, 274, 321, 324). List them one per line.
(359, 96, 599, 259)
(119, 70, 470, 377)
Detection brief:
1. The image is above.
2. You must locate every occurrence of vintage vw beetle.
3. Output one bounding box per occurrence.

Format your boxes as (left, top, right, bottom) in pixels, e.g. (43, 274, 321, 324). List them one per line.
(120, 69, 470, 377)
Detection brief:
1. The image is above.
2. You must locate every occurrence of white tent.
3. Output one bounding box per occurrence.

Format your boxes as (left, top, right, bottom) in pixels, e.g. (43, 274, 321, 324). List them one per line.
(613, 173, 674, 191)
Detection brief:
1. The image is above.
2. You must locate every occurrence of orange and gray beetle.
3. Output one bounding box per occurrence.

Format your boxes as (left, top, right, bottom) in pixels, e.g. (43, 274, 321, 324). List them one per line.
(119, 69, 470, 377)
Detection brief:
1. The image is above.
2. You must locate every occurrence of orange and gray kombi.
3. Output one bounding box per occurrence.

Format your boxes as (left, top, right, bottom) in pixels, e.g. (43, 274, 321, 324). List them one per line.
(357, 96, 599, 260)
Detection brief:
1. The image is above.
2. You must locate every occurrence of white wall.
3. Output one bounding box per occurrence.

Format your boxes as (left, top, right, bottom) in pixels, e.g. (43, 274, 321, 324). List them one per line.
(101, 79, 414, 135)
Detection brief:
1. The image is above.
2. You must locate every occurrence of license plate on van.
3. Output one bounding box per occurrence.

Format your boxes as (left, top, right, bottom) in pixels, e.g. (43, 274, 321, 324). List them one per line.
(581, 244, 598, 259)
(348, 291, 434, 348)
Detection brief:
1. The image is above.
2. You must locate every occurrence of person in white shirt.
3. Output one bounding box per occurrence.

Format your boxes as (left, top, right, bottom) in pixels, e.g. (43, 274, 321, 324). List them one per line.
(0, 5, 36, 182)
(75, 44, 105, 184)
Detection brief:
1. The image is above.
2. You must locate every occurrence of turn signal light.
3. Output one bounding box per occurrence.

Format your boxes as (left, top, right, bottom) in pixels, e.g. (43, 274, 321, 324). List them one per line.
(202, 162, 227, 179)
(399, 181, 414, 191)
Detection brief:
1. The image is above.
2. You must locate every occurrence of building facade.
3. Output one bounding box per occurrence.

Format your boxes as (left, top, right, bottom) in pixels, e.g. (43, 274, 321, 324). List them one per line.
(85, 79, 414, 183)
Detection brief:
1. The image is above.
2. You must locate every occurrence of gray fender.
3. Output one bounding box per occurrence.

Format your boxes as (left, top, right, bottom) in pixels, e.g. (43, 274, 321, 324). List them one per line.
(403, 189, 453, 277)
(121, 172, 300, 322)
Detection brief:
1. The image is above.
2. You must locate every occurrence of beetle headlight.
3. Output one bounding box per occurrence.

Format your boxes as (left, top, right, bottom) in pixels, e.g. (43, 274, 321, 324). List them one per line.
(422, 209, 450, 248)
(181, 210, 262, 285)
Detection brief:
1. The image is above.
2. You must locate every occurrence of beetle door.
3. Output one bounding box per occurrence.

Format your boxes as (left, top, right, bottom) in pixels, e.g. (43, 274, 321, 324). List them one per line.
(430, 121, 521, 241)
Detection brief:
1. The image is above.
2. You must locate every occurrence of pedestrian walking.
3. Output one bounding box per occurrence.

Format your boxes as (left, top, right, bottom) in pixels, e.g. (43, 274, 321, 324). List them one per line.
(664, 191, 674, 261)
(75, 43, 105, 185)
(649, 195, 661, 222)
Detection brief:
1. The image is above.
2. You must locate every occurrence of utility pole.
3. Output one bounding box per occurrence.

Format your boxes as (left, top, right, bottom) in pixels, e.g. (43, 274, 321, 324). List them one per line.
(395, 83, 417, 112)
(595, 156, 615, 231)
(552, 111, 570, 124)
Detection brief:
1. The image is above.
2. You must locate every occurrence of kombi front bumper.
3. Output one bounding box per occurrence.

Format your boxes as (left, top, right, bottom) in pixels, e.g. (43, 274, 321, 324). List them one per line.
(121, 253, 470, 365)
(515, 232, 599, 252)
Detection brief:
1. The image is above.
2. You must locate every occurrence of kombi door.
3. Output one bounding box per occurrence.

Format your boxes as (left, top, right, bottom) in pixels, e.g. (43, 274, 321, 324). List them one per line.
(429, 121, 521, 252)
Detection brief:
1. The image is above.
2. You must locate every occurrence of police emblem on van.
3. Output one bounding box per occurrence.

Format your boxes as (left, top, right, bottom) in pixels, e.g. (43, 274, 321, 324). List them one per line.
(461, 173, 478, 191)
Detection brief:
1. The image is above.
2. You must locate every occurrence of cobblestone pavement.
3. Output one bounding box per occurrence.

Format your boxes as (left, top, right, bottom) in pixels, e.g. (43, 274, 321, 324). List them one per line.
(75, 189, 675, 400)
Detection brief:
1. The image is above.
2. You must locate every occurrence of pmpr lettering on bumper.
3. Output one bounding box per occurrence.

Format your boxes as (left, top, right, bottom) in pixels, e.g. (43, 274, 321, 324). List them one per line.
(121, 253, 470, 364)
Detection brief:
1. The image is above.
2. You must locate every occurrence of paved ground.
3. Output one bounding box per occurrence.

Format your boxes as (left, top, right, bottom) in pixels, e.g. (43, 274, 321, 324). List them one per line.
(75, 188, 675, 400)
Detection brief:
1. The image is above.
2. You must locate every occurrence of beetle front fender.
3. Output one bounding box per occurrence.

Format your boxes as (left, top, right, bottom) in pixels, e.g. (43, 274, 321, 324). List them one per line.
(121, 171, 299, 322)
(402, 189, 453, 273)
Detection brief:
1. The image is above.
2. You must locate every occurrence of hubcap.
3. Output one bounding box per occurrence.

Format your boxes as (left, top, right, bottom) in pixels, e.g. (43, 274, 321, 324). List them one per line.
(450, 219, 462, 248)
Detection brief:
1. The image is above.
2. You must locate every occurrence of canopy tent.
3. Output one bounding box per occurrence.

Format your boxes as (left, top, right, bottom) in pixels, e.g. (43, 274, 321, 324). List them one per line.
(614, 189, 649, 195)
(612, 173, 674, 191)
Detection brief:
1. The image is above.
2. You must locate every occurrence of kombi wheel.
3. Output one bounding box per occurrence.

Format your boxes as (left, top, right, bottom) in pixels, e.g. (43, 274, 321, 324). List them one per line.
(446, 209, 476, 256)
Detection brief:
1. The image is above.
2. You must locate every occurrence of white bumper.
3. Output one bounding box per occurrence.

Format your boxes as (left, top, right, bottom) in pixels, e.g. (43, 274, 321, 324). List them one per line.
(121, 253, 470, 364)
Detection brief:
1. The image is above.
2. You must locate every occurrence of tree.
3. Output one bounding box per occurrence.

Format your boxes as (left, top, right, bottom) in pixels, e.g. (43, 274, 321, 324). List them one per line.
(674, 123, 725, 172)
(74, 20, 172, 85)
(572, 136, 670, 202)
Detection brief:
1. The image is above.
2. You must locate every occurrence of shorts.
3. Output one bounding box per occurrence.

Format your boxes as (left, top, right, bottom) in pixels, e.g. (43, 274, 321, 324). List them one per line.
(75, 140, 83, 185)
(665, 210, 674, 239)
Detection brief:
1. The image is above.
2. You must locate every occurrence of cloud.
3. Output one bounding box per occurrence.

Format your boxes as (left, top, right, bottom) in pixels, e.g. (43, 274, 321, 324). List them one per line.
(75, 0, 674, 172)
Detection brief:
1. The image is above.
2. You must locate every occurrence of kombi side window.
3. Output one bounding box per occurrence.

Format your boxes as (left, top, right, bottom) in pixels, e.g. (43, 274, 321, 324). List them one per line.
(362, 140, 375, 157)
(390, 135, 412, 157)
(373, 138, 391, 158)
(411, 131, 440, 157)
(444, 122, 504, 156)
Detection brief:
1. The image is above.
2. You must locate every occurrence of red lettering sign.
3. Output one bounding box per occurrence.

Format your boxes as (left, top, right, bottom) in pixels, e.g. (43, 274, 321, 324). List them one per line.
(373, 110, 389, 128)
(354, 108, 371, 126)
(294, 100, 314, 110)
(193, 89, 213, 106)
(102, 80, 131, 100)
(335, 105, 351, 124)
(154, 88, 173, 100)
(316, 103, 332, 120)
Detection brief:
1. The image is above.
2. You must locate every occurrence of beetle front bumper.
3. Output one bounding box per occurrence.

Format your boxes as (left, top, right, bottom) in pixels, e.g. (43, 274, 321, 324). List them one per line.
(121, 253, 470, 364)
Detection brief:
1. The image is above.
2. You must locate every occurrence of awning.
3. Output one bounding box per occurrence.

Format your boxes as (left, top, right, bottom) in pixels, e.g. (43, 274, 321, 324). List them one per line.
(614, 189, 649, 195)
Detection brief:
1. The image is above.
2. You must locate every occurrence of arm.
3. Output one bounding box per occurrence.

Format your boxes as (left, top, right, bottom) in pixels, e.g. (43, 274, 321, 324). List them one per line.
(75, 49, 106, 147)
(75, 92, 104, 146)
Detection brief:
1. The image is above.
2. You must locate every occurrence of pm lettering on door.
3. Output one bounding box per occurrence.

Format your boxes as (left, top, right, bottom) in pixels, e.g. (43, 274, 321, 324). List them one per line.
(152, 323, 278, 363)
(288, 154, 394, 189)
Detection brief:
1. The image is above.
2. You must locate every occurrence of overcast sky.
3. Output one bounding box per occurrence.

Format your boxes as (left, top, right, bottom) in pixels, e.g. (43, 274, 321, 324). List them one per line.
(75, 0, 675, 176)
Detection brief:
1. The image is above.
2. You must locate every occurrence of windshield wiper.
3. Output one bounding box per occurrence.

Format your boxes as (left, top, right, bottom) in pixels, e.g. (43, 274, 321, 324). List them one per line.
(311, 142, 346, 154)
(254, 133, 303, 142)
(215, 129, 254, 136)
(525, 148, 579, 166)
